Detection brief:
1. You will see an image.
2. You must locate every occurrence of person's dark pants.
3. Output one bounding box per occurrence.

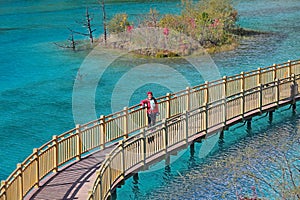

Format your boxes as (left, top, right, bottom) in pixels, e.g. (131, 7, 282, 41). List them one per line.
(147, 113, 157, 127)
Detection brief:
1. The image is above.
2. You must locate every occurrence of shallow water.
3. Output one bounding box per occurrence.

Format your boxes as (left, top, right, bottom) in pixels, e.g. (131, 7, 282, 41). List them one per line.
(117, 107, 300, 199)
(0, 0, 300, 198)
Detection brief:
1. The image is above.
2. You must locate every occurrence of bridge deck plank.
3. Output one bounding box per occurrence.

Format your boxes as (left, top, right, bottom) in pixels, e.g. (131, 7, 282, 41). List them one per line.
(24, 144, 117, 200)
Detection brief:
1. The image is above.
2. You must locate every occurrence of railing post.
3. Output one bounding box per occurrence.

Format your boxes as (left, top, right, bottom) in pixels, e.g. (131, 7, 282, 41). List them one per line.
(186, 87, 191, 111)
(291, 74, 298, 112)
(141, 128, 147, 167)
(143, 106, 148, 128)
(224, 98, 227, 125)
(163, 119, 168, 153)
(107, 155, 112, 197)
(184, 110, 189, 144)
(1, 180, 7, 200)
(288, 60, 292, 76)
(294, 74, 298, 96)
(258, 68, 261, 85)
(291, 74, 297, 103)
(76, 124, 82, 160)
(223, 76, 227, 124)
(241, 72, 245, 91)
(205, 103, 209, 132)
(259, 84, 263, 113)
(205, 81, 209, 104)
(166, 93, 171, 118)
(17, 163, 23, 199)
(123, 107, 129, 139)
(276, 79, 280, 106)
(223, 76, 227, 97)
(241, 72, 245, 118)
(33, 148, 39, 188)
(52, 135, 58, 173)
(100, 115, 106, 149)
(96, 170, 102, 200)
(119, 140, 125, 179)
(273, 64, 276, 80)
(241, 89, 245, 118)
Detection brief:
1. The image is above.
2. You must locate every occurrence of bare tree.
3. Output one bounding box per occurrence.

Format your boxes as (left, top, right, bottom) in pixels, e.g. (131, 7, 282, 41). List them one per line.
(99, 0, 107, 44)
(74, 7, 96, 44)
(137, 8, 160, 28)
(149, 8, 159, 28)
(54, 29, 77, 50)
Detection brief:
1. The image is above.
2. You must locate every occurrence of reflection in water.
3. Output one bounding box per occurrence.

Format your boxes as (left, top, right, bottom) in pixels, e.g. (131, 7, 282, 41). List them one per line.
(218, 136, 225, 150)
(132, 173, 141, 199)
(188, 143, 196, 170)
(163, 165, 171, 180)
(190, 143, 195, 158)
(117, 106, 300, 199)
(268, 111, 274, 124)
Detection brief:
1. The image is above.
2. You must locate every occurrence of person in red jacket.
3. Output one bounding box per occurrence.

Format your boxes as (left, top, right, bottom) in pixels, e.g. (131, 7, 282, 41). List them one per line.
(140, 91, 159, 127)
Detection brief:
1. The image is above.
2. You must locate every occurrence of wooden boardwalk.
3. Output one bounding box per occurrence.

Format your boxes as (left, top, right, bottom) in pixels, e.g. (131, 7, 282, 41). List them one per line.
(25, 97, 299, 200)
(2, 59, 300, 200)
(25, 145, 117, 200)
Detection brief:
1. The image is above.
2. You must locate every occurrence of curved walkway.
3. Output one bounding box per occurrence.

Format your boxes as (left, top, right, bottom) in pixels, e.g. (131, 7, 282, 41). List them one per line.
(25, 145, 117, 200)
(25, 96, 299, 200)
(1, 59, 296, 200)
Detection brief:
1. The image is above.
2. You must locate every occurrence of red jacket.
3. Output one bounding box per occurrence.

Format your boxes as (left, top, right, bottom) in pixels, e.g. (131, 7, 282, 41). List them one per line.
(140, 98, 159, 114)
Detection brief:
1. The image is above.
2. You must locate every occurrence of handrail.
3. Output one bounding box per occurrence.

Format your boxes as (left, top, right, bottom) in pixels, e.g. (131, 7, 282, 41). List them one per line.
(0, 59, 300, 200)
(87, 59, 300, 199)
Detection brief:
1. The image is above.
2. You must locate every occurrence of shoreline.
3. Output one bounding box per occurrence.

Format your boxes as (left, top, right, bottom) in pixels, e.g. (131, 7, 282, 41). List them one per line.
(57, 28, 267, 57)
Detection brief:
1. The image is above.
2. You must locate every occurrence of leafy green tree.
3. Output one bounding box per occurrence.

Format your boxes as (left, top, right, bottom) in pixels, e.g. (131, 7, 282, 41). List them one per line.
(105, 0, 241, 55)
(159, 14, 185, 33)
(159, 0, 238, 47)
(107, 13, 130, 34)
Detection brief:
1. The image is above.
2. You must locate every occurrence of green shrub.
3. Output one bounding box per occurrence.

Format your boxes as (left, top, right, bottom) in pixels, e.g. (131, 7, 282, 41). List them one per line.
(159, 0, 238, 47)
(107, 13, 130, 34)
(106, 0, 239, 54)
(140, 8, 161, 28)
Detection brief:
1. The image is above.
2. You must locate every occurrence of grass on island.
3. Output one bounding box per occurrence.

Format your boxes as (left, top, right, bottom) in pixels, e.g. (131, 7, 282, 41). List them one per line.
(57, 0, 267, 57)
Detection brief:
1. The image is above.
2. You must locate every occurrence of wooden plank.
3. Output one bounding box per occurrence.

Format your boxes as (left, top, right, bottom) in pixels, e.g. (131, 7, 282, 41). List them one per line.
(24, 144, 117, 200)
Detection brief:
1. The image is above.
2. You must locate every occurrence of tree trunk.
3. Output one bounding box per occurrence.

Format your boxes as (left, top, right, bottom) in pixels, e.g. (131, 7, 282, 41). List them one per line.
(86, 8, 94, 44)
(101, 0, 107, 45)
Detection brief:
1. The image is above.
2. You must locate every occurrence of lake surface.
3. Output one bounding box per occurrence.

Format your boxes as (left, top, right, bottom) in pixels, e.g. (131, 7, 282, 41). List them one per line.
(0, 0, 299, 198)
(117, 107, 300, 199)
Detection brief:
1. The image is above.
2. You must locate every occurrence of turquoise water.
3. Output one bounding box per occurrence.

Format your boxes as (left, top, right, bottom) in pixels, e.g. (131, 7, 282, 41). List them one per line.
(0, 0, 182, 180)
(117, 107, 300, 199)
(0, 0, 300, 198)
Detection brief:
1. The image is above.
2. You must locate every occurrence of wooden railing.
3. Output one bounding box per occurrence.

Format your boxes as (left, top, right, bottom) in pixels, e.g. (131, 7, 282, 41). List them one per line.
(87, 60, 300, 200)
(0, 59, 300, 200)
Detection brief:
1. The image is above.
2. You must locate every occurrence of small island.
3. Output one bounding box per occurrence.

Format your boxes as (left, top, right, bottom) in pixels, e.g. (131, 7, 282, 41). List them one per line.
(104, 0, 240, 56)
(57, 0, 264, 57)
